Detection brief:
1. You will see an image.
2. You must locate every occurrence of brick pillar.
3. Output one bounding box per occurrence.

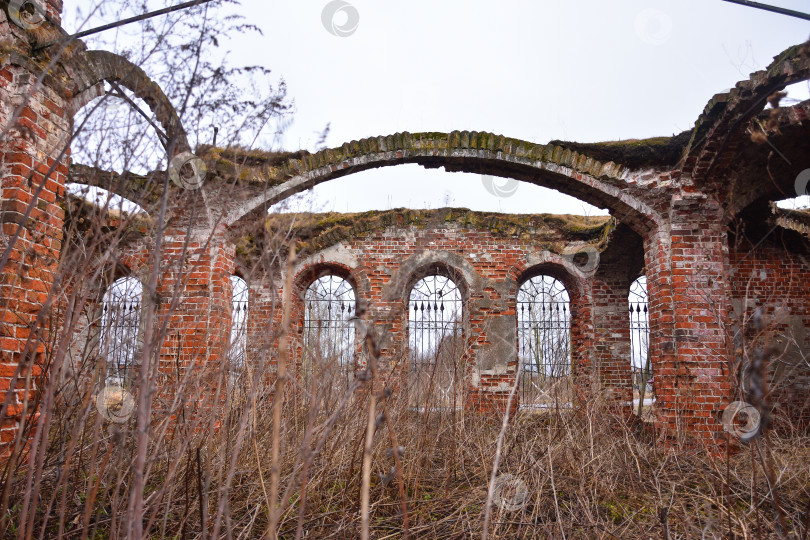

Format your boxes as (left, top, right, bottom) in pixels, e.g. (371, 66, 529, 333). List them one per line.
(154, 228, 235, 416)
(569, 278, 595, 405)
(591, 265, 633, 407)
(245, 278, 279, 377)
(645, 197, 732, 449)
(0, 7, 69, 458)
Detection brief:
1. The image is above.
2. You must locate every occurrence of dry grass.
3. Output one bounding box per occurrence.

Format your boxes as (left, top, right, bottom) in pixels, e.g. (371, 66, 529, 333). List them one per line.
(3, 355, 809, 539)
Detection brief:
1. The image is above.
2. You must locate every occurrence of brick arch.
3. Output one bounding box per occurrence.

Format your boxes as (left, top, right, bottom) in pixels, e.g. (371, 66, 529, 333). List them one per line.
(382, 250, 482, 306)
(225, 131, 663, 234)
(673, 42, 810, 224)
(292, 260, 370, 310)
(680, 43, 810, 187)
(502, 252, 593, 333)
(512, 257, 587, 300)
(288, 261, 367, 372)
(66, 50, 189, 155)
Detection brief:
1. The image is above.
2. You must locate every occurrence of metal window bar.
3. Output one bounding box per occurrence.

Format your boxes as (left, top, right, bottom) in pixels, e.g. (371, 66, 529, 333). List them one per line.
(229, 276, 249, 373)
(629, 276, 652, 413)
(408, 274, 463, 410)
(517, 276, 571, 406)
(99, 278, 142, 386)
(303, 276, 356, 388)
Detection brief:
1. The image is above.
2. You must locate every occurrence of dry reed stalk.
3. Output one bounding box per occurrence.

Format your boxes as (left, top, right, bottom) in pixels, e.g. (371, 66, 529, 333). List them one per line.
(267, 243, 296, 539)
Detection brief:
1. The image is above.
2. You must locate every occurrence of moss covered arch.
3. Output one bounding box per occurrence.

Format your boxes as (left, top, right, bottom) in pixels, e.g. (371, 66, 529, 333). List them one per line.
(223, 131, 665, 235)
(67, 50, 189, 154)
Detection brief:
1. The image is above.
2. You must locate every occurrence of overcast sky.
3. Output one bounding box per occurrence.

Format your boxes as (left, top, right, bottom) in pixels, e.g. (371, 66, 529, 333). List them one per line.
(67, 0, 810, 215)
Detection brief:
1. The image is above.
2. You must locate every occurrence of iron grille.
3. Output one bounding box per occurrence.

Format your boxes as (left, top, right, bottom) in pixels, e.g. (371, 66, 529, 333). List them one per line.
(303, 275, 356, 386)
(517, 275, 571, 406)
(100, 277, 142, 386)
(230, 276, 248, 371)
(408, 274, 463, 409)
(629, 276, 652, 409)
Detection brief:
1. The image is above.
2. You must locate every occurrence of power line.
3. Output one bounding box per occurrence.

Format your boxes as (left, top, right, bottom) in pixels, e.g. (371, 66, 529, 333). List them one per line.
(37, 0, 217, 50)
(720, 0, 810, 22)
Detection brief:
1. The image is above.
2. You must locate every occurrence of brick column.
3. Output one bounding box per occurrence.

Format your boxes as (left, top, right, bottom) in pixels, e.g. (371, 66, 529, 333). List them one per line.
(591, 264, 633, 407)
(569, 279, 595, 403)
(153, 228, 235, 416)
(644, 197, 732, 449)
(0, 8, 70, 458)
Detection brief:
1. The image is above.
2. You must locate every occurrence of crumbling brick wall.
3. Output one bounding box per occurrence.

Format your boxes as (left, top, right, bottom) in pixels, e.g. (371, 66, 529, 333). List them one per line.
(728, 231, 810, 425)
(0, 4, 70, 459)
(246, 211, 621, 412)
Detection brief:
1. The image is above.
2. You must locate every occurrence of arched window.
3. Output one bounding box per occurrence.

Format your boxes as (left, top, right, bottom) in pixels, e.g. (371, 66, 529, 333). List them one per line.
(408, 273, 463, 410)
(303, 275, 357, 372)
(408, 274, 463, 363)
(629, 276, 651, 409)
(517, 275, 570, 405)
(100, 276, 143, 385)
(230, 276, 249, 370)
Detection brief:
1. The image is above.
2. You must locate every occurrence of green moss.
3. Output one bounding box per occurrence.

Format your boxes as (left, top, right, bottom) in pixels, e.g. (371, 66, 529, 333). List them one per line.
(548, 131, 692, 169)
(257, 208, 613, 264)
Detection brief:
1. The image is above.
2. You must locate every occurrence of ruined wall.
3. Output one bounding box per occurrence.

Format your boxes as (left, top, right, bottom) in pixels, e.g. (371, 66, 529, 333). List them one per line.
(0, 5, 70, 458)
(0, 11, 807, 458)
(242, 210, 627, 411)
(728, 231, 810, 425)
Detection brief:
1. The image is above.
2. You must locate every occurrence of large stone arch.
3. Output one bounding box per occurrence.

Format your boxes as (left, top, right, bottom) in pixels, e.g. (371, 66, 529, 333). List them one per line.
(65, 50, 189, 154)
(223, 131, 664, 235)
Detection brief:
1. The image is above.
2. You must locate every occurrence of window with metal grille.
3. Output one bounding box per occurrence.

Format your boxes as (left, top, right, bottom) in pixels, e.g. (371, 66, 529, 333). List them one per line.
(100, 277, 142, 386)
(629, 276, 651, 406)
(517, 275, 571, 405)
(408, 274, 463, 363)
(230, 276, 248, 370)
(303, 275, 357, 376)
(408, 273, 464, 409)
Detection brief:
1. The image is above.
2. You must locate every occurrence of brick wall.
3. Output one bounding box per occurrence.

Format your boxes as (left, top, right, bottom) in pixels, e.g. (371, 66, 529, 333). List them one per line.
(0, 5, 70, 459)
(106, 226, 236, 423)
(644, 197, 734, 449)
(591, 225, 644, 408)
(728, 231, 810, 425)
(246, 221, 629, 413)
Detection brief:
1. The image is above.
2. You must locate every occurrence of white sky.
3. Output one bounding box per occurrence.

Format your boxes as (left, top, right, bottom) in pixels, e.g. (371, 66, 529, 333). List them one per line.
(66, 0, 810, 214)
